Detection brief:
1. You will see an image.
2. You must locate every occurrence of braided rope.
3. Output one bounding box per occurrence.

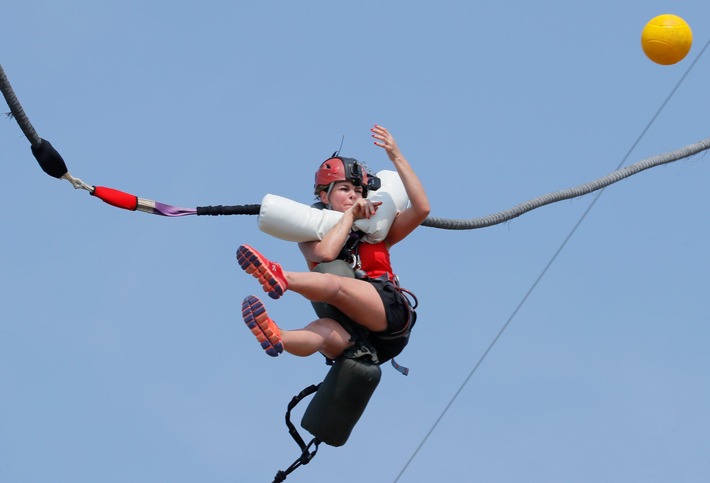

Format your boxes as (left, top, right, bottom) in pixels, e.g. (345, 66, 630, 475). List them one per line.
(0, 64, 41, 148)
(421, 137, 710, 230)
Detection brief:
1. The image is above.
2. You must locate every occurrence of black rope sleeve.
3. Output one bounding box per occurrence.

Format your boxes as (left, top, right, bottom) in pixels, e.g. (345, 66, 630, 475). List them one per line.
(195, 204, 261, 216)
(31, 138, 69, 179)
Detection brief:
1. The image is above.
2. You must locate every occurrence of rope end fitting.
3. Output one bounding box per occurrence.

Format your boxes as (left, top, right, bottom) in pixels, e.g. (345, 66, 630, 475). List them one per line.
(31, 138, 69, 179)
(61, 173, 93, 191)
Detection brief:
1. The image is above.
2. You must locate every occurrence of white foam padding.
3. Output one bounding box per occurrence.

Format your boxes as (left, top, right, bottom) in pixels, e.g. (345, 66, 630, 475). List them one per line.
(257, 170, 409, 243)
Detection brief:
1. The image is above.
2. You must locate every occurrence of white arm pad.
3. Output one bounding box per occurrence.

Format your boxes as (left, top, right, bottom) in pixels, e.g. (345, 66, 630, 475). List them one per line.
(257, 170, 409, 243)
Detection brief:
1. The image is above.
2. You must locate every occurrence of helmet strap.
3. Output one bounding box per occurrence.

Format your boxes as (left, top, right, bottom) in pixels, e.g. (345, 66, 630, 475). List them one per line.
(324, 183, 335, 209)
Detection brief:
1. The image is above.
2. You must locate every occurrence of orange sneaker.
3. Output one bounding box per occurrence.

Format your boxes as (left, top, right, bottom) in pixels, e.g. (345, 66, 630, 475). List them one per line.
(236, 244, 288, 300)
(241, 295, 283, 357)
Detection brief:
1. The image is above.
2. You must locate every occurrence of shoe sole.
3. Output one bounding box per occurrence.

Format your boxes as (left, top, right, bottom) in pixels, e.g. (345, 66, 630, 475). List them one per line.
(236, 245, 286, 300)
(242, 295, 283, 357)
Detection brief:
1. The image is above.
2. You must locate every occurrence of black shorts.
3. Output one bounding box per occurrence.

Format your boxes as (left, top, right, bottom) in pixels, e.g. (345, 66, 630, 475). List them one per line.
(368, 279, 411, 334)
(367, 279, 416, 363)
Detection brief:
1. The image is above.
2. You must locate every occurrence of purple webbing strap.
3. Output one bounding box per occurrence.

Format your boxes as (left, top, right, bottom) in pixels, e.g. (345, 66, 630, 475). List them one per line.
(153, 202, 197, 217)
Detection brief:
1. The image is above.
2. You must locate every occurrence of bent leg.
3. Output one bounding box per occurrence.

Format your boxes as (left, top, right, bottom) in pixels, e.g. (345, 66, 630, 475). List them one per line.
(284, 271, 388, 332)
(282, 318, 353, 360)
(235, 246, 387, 332)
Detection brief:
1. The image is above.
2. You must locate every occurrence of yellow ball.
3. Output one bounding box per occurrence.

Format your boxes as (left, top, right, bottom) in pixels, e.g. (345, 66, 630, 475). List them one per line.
(641, 14, 693, 65)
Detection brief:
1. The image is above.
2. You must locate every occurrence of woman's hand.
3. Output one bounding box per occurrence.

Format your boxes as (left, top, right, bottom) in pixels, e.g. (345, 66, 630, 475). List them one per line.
(371, 124, 403, 162)
(370, 124, 431, 248)
(348, 198, 382, 220)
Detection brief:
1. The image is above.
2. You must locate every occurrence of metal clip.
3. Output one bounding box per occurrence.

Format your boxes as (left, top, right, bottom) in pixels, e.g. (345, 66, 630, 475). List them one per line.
(351, 253, 362, 270)
(61, 172, 93, 192)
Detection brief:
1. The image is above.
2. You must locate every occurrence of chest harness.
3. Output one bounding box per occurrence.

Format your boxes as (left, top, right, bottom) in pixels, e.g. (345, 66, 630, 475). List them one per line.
(338, 229, 419, 338)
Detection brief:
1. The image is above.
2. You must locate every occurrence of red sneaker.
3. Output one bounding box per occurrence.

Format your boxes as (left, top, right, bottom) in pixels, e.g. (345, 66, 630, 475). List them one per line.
(236, 244, 288, 300)
(241, 295, 283, 357)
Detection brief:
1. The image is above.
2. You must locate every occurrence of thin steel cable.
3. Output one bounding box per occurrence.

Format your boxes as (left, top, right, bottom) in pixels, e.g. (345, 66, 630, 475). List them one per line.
(393, 36, 710, 482)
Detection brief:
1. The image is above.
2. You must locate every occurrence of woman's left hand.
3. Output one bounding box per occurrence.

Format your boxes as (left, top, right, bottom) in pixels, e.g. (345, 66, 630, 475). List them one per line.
(371, 124, 403, 163)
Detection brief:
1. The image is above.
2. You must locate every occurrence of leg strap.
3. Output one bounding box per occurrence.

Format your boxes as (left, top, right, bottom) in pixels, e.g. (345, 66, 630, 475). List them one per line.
(273, 384, 321, 482)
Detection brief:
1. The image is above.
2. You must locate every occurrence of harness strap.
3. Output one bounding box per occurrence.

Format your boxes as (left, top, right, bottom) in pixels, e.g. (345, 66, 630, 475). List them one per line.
(273, 384, 322, 482)
(390, 358, 410, 376)
(374, 279, 419, 376)
(372, 280, 418, 340)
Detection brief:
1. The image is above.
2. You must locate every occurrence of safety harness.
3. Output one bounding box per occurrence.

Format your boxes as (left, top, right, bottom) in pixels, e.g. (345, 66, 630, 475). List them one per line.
(271, 197, 419, 480)
(330, 226, 419, 369)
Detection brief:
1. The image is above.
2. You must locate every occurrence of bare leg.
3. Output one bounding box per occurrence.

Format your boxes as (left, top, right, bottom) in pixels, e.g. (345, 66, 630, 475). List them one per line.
(236, 245, 387, 333)
(242, 296, 354, 359)
(283, 271, 388, 332)
(282, 318, 354, 359)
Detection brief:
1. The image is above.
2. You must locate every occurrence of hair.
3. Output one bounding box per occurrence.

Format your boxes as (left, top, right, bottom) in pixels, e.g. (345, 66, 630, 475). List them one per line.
(314, 183, 330, 197)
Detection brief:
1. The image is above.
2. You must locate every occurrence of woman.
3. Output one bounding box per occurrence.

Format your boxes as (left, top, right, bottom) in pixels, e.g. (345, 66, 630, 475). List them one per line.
(237, 124, 430, 362)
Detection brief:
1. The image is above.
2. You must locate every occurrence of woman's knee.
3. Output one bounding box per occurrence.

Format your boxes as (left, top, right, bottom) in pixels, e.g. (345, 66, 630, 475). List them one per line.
(314, 273, 346, 300)
(306, 319, 352, 357)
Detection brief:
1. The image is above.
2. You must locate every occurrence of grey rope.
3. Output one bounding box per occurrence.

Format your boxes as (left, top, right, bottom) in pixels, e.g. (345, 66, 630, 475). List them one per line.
(422, 136, 710, 230)
(0, 64, 41, 148)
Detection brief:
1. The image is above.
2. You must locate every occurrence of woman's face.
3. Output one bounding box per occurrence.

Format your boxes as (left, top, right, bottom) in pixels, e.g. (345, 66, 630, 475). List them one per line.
(320, 181, 364, 212)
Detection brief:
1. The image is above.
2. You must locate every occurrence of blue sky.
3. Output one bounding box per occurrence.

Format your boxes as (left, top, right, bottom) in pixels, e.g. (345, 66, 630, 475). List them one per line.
(2, 1, 710, 482)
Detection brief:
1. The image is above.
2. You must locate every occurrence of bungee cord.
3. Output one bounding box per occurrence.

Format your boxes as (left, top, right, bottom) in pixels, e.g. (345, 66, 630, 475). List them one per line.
(420, 137, 710, 229)
(0, 64, 41, 148)
(2, 62, 709, 229)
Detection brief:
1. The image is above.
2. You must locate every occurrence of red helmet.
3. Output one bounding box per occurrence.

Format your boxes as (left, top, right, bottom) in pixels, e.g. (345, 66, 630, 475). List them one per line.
(314, 156, 380, 196)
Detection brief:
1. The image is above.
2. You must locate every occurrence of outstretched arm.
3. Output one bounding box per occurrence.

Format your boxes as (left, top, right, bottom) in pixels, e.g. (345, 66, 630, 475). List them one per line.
(371, 124, 430, 247)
